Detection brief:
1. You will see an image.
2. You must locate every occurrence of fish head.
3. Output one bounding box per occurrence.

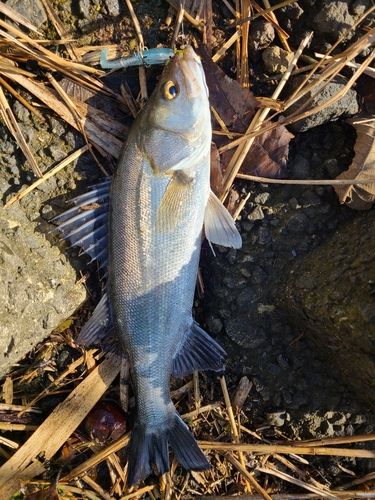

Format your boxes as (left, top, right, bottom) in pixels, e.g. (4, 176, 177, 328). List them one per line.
(140, 45, 211, 175)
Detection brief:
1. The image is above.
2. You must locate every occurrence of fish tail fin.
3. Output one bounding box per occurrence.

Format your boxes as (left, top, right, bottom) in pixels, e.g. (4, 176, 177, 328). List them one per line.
(127, 411, 209, 487)
(167, 411, 210, 471)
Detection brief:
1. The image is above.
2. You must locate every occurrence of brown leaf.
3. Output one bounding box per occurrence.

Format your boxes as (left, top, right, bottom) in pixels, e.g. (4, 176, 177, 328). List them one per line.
(196, 45, 257, 133)
(357, 75, 375, 115)
(334, 118, 375, 210)
(239, 126, 294, 178)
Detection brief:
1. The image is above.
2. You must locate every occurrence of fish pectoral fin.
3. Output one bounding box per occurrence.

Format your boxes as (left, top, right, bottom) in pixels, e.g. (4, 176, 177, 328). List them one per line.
(204, 190, 242, 249)
(155, 171, 194, 232)
(172, 322, 226, 378)
(76, 292, 115, 348)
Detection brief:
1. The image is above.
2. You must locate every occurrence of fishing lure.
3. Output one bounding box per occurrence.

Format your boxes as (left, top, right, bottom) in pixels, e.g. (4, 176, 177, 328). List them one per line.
(100, 46, 175, 69)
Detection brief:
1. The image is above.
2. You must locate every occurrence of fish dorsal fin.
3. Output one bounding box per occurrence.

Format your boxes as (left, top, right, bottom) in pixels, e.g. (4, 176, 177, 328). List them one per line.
(155, 171, 194, 232)
(51, 177, 111, 279)
(204, 190, 242, 249)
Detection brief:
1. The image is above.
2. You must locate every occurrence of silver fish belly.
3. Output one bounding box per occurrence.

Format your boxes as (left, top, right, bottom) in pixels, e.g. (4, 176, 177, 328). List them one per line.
(52, 45, 241, 486)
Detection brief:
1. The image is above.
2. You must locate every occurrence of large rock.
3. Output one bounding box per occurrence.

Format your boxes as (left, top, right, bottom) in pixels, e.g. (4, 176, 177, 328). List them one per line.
(279, 209, 375, 409)
(0, 202, 86, 377)
(283, 75, 358, 133)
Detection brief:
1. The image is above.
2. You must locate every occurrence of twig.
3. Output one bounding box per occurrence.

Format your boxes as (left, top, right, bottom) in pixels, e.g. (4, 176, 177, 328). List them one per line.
(248, 0, 289, 42)
(236, 173, 375, 186)
(220, 376, 251, 492)
(3, 145, 89, 208)
(257, 465, 340, 499)
(0, 353, 121, 499)
(46, 72, 109, 176)
(202, 493, 375, 499)
(0, 76, 45, 121)
(0, 84, 43, 177)
(171, 0, 185, 49)
(198, 441, 375, 458)
(221, 32, 312, 200)
(123, 0, 148, 101)
(119, 485, 157, 499)
(227, 0, 299, 28)
(225, 453, 273, 500)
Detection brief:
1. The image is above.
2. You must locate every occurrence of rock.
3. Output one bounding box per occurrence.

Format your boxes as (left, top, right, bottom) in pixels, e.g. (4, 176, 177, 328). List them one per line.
(79, 0, 91, 18)
(280, 209, 375, 410)
(312, 1, 355, 41)
(6, 0, 47, 28)
(266, 410, 286, 427)
(262, 46, 294, 75)
(351, 0, 371, 18)
(284, 75, 358, 133)
(105, 0, 121, 16)
(0, 204, 86, 377)
(249, 20, 275, 58)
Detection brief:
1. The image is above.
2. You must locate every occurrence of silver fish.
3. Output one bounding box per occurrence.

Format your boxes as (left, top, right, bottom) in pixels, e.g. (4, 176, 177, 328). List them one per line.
(52, 45, 241, 486)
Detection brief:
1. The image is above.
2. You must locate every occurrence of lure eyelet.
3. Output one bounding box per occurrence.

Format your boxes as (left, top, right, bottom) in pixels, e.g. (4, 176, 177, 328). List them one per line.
(163, 80, 179, 100)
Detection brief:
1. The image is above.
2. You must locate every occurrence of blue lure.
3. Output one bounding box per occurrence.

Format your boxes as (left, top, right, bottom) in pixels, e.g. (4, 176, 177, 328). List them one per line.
(100, 47, 175, 69)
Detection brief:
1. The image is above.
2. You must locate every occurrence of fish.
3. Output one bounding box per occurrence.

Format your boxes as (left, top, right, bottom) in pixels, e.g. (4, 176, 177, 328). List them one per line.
(52, 45, 242, 486)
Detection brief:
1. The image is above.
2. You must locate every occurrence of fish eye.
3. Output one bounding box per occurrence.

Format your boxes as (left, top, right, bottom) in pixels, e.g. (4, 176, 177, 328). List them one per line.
(163, 80, 179, 100)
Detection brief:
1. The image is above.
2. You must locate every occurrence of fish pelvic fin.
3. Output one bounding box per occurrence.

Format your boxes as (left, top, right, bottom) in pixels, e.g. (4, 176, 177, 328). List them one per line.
(204, 190, 242, 249)
(172, 322, 226, 378)
(127, 410, 209, 487)
(76, 292, 114, 348)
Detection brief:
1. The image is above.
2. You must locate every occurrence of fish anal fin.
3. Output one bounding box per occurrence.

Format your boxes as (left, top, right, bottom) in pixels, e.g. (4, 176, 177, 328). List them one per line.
(172, 322, 226, 378)
(155, 171, 194, 232)
(204, 190, 242, 249)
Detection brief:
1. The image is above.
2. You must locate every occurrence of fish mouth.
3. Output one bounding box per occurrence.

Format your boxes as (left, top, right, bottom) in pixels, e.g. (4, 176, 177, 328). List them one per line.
(176, 45, 205, 98)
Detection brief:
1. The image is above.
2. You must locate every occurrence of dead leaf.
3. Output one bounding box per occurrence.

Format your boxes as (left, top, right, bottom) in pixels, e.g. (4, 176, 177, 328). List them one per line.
(357, 75, 375, 115)
(197, 45, 256, 134)
(334, 117, 375, 210)
(239, 125, 294, 178)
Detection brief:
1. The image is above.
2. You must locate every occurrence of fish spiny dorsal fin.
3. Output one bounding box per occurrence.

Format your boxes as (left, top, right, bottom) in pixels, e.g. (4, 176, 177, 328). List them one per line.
(50, 178, 111, 276)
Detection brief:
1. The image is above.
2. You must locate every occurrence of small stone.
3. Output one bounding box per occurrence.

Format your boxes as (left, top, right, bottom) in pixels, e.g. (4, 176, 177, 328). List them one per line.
(266, 410, 286, 426)
(12, 101, 30, 123)
(262, 46, 294, 75)
(254, 192, 270, 205)
(249, 20, 275, 54)
(206, 315, 223, 334)
(105, 0, 120, 16)
(79, 0, 91, 18)
(312, 1, 355, 41)
(248, 205, 264, 221)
